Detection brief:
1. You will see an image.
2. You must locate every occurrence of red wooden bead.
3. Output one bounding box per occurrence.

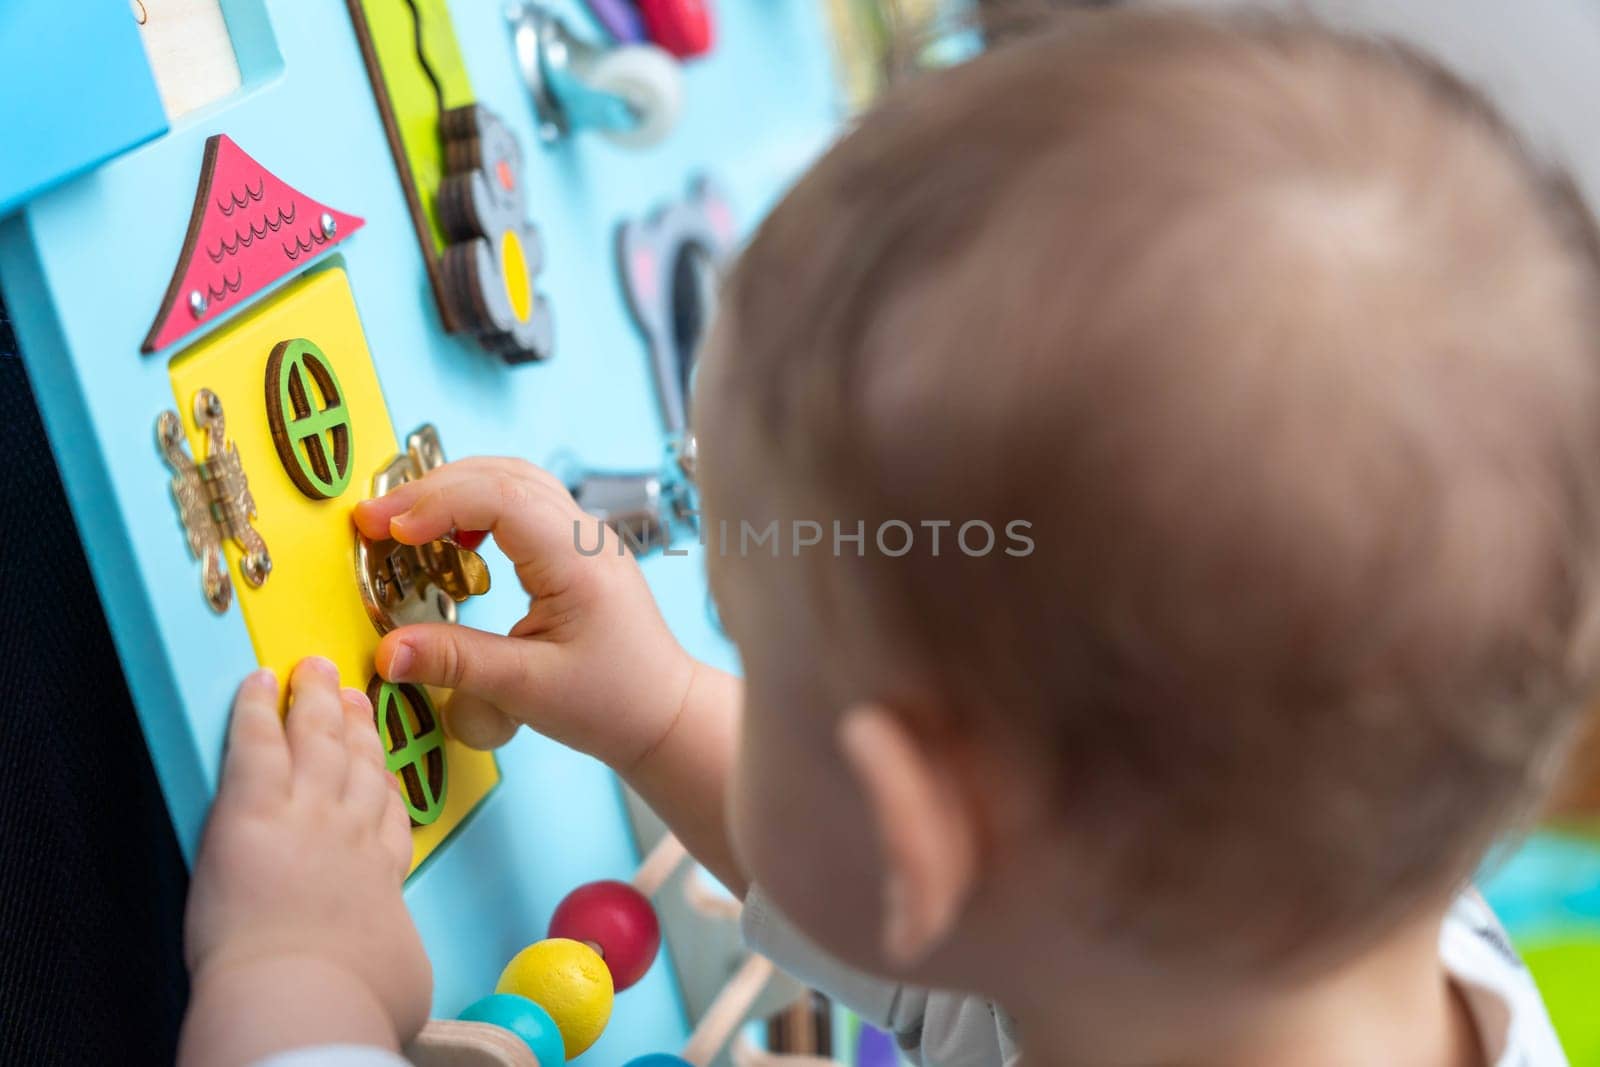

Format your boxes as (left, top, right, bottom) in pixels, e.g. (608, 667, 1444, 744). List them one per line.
(637, 0, 714, 60)
(453, 528, 489, 551)
(548, 880, 661, 992)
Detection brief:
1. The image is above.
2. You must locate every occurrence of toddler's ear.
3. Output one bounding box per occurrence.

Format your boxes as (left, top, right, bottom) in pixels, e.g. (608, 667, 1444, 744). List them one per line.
(838, 705, 978, 970)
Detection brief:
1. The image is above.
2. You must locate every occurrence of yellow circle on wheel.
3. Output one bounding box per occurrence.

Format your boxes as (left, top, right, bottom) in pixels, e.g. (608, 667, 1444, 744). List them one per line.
(500, 228, 533, 324)
(495, 938, 614, 1058)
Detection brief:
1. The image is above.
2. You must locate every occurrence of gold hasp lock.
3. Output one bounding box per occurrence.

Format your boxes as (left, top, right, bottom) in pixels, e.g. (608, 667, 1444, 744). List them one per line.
(157, 389, 272, 612)
(356, 424, 489, 634)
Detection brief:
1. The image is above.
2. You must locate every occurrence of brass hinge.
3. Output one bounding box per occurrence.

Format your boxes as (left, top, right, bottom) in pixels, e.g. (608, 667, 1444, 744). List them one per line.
(157, 389, 272, 613)
(356, 424, 490, 634)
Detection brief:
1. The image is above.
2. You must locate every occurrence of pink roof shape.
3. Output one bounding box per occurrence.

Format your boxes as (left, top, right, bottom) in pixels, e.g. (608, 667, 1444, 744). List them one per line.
(142, 134, 364, 352)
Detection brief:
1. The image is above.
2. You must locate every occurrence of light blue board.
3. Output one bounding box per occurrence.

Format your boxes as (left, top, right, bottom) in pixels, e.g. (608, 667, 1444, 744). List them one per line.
(0, 0, 168, 217)
(0, 1, 840, 1060)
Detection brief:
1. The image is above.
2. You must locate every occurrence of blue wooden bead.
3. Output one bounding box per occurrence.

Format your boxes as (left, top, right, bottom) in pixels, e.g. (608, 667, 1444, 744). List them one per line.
(458, 993, 567, 1066)
(622, 1056, 694, 1067)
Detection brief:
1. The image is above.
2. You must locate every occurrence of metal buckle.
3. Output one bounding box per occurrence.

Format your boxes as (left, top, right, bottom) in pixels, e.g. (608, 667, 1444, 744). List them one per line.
(356, 425, 490, 634)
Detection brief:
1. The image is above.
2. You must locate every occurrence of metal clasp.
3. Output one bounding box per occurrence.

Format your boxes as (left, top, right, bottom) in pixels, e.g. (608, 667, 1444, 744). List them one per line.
(357, 425, 490, 634)
(157, 389, 272, 613)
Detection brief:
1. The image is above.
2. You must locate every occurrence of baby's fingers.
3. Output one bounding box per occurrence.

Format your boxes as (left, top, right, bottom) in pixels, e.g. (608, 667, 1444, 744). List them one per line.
(355, 460, 569, 543)
(352, 477, 426, 539)
(339, 687, 384, 772)
(285, 657, 350, 800)
(218, 669, 288, 809)
(350, 457, 538, 537)
(443, 690, 520, 751)
(381, 787, 414, 881)
(339, 687, 391, 814)
(377, 624, 556, 724)
(352, 459, 573, 559)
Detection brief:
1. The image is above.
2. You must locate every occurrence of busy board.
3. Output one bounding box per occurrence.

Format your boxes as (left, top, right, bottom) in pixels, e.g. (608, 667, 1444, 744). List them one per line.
(0, 0, 842, 1061)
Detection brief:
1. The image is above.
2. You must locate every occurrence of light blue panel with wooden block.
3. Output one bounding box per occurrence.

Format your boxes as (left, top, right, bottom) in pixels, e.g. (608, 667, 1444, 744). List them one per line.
(0, 0, 841, 1062)
(0, 0, 168, 216)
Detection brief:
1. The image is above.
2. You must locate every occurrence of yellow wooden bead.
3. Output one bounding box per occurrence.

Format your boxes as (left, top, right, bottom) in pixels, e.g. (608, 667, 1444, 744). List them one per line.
(496, 937, 615, 1058)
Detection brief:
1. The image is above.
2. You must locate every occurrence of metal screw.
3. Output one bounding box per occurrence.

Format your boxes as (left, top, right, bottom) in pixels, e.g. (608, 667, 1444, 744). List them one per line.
(320, 212, 337, 239)
(189, 290, 207, 317)
(245, 552, 272, 585)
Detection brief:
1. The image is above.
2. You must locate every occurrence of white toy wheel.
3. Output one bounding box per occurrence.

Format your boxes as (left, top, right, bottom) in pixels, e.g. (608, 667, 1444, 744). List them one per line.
(590, 44, 684, 149)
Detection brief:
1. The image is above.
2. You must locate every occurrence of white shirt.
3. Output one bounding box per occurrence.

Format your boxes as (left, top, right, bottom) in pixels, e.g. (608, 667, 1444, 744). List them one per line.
(1440, 891, 1571, 1067)
(740, 886, 1568, 1067)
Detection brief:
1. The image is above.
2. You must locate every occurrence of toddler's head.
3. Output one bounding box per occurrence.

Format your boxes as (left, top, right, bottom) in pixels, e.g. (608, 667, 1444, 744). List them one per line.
(695, 9, 1600, 998)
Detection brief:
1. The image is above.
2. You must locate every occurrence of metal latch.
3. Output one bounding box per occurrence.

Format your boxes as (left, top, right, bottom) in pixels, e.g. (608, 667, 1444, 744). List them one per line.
(356, 425, 490, 634)
(157, 389, 272, 613)
(571, 433, 698, 555)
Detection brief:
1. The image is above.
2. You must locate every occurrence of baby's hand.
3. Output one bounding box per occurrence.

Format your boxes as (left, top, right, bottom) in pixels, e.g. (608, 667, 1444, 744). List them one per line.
(352, 458, 696, 770)
(180, 660, 430, 1067)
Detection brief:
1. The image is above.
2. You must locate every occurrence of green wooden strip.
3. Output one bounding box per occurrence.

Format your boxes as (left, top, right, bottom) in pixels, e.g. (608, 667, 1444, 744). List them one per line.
(356, 0, 474, 252)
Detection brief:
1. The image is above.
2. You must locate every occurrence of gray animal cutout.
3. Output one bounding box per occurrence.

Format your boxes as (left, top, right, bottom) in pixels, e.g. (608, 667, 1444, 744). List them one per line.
(617, 178, 736, 437)
(438, 105, 555, 364)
